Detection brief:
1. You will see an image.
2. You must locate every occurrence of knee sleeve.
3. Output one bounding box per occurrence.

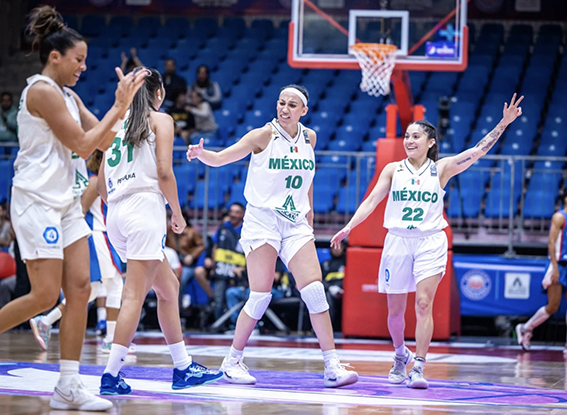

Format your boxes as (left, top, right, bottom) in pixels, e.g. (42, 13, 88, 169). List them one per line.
(102, 276, 123, 309)
(300, 281, 329, 314)
(88, 282, 101, 303)
(243, 291, 272, 320)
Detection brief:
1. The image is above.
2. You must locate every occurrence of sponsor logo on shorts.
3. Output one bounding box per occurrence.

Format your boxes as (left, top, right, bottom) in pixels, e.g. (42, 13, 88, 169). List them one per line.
(385, 269, 390, 283)
(43, 227, 59, 244)
(161, 234, 166, 249)
(460, 269, 492, 301)
(275, 195, 300, 223)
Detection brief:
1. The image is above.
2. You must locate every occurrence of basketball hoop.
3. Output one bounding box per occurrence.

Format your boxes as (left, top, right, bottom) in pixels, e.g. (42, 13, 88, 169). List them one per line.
(349, 43, 398, 97)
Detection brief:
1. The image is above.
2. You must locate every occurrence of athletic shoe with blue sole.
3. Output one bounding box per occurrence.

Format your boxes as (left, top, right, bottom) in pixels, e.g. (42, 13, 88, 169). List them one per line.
(100, 372, 132, 395)
(172, 362, 223, 389)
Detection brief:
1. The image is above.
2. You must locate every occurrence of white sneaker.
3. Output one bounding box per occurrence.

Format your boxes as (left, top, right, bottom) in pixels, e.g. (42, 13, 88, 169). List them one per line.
(220, 356, 257, 385)
(515, 323, 532, 351)
(50, 376, 113, 411)
(388, 346, 413, 384)
(324, 358, 359, 388)
(406, 366, 429, 389)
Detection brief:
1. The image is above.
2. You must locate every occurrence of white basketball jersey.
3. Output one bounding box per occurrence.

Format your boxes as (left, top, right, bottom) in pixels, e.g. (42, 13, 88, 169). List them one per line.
(72, 154, 89, 199)
(13, 75, 81, 209)
(383, 158, 448, 237)
(104, 115, 165, 204)
(244, 118, 315, 223)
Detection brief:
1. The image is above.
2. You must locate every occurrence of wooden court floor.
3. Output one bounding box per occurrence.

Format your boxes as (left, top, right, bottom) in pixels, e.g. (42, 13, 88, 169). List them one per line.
(1, 330, 566, 415)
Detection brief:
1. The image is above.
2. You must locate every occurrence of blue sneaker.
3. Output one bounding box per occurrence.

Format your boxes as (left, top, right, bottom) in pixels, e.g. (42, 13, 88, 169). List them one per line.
(172, 362, 223, 389)
(100, 372, 132, 395)
(96, 320, 107, 336)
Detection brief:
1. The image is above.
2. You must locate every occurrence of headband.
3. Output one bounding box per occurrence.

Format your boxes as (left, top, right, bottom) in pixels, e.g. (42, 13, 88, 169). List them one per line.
(279, 87, 308, 106)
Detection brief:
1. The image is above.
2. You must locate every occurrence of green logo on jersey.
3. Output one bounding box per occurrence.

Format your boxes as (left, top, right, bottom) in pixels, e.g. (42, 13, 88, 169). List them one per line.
(74, 169, 89, 193)
(275, 195, 300, 223)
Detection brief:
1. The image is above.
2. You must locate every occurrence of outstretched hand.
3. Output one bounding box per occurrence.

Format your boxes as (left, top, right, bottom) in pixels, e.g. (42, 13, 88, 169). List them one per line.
(186, 138, 204, 161)
(114, 67, 147, 115)
(502, 93, 524, 125)
(330, 226, 351, 250)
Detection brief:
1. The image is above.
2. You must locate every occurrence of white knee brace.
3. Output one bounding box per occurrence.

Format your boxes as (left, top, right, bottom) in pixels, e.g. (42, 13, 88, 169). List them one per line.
(243, 291, 272, 320)
(102, 276, 124, 309)
(300, 281, 329, 314)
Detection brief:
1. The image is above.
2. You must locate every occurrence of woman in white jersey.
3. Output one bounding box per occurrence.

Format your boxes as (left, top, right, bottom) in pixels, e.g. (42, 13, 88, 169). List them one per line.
(97, 67, 222, 395)
(0, 6, 144, 411)
(29, 151, 127, 355)
(187, 84, 358, 388)
(332, 93, 524, 389)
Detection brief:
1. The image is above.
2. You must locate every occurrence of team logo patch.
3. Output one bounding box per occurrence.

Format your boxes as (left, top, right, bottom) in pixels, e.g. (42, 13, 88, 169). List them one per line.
(275, 195, 300, 223)
(396, 164, 404, 172)
(385, 269, 390, 283)
(460, 269, 492, 301)
(430, 164, 438, 177)
(43, 227, 59, 244)
(303, 130, 310, 144)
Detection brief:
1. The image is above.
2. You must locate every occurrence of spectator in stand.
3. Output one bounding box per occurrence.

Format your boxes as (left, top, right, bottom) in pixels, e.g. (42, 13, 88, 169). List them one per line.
(187, 90, 218, 142)
(189, 65, 221, 110)
(163, 59, 187, 110)
(167, 91, 195, 143)
(119, 48, 143, 75)
(321, 242, 346, 332)
(0, 202, 14, 250)
(0, 92, 18, 143)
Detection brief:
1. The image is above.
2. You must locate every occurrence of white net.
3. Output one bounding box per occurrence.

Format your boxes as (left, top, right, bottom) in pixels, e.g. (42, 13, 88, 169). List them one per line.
(349, 43, 398, 97)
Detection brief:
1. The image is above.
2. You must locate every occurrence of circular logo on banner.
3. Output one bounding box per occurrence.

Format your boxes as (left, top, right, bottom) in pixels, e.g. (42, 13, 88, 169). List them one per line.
(460, 269, 492, 300)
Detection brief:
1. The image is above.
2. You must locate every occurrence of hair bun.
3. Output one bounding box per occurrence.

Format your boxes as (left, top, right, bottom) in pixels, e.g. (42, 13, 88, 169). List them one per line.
(27, 5, 65, 40)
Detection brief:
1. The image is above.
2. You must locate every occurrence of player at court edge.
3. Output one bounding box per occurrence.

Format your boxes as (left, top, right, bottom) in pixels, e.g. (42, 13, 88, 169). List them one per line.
(97, 67, 222, 396)
(331, 93, 524, 389)
(187, 84, 359, 388)
(0, 5, 146, 411)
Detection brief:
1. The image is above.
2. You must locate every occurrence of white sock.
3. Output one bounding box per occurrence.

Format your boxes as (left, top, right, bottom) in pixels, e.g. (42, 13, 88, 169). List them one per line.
(394, 342, 406, 356)
(168, 341, 192, 371)
(228, 345, 244, 361)
(59, 360, 79, 385)
(413, 357, 425, 370)
(97, 307, 107, 322)
(322, 349, 339, 366)
(44, 307, 62, 326)
(104, 344, 129, 377)
(524, 306, 550, 331)
(105, 321, 117, 343)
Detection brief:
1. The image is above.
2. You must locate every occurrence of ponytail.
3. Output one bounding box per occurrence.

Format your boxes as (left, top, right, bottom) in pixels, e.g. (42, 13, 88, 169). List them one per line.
(124, 67, 164, 147)
(27, 6, 84, 66)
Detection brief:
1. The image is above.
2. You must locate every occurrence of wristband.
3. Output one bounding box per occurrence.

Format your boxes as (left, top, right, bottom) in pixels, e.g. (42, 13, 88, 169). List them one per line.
(110, 117, 125, 133)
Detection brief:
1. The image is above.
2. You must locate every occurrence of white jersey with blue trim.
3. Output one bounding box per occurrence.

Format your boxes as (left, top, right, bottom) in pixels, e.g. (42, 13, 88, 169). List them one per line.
(244, 118, 315, 223)
(104, 115, 165, 204)
(13, 75, 80, 209)
(383, 158, 448, 237)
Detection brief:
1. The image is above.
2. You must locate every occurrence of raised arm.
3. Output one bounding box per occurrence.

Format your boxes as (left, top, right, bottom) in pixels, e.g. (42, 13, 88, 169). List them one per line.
(186, 125, 271, 167)
(152, 111, 186, 235)
(438, 93, 524, 188)
(27, 68, 146, 159)
(330, 162, 396, 249)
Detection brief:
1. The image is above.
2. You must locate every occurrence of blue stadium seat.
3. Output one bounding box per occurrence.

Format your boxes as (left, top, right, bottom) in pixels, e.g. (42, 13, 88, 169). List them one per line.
(193, 18, 218, 38)
(192, 180, 225, 210)
(445, 187, 462, 218)
(336, 185, 359, 214)
(0, 160, 13, 201)
(223, 17, 246, 39)
(523, 190, 556, 219)
(537, 142, 567, 157)
(209, 165, 239, 193)
(527, 172, 562, 194)
(314, 167, 344, 188)
(251, 19, 274, 39)
(313, 183, 336, 214)
(227, 181, 247, 207)
(81, 15, 106, 38)
(484, 188, 518, 219)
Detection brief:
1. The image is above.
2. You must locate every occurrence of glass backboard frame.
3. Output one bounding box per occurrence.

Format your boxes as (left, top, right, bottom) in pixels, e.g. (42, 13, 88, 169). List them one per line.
(288, 0, 468, 72)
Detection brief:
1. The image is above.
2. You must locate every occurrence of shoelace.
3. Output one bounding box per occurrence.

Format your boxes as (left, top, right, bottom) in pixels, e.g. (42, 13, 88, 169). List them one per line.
(116, 372, 129, 388)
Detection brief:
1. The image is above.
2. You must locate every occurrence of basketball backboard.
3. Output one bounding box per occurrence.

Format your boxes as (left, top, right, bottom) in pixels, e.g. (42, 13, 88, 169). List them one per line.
(289, 0, 468, 72)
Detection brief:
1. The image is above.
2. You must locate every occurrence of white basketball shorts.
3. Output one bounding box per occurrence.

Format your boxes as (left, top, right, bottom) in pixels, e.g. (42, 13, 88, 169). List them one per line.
(11, 188, 91, 261)
(106, 192, 166, 263)
(240, 205, 314, 268)
(378, 231, 448, 294)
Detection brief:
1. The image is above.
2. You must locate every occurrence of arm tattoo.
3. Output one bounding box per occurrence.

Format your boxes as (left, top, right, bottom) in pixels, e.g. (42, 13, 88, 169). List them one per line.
(456, 156, 472, 165)
(475, 122, 507, 153)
